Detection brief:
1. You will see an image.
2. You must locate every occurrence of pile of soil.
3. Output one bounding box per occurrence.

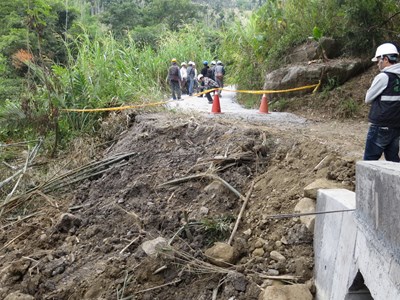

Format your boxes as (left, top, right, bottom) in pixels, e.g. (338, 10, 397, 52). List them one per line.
(0, 110, 359, 299)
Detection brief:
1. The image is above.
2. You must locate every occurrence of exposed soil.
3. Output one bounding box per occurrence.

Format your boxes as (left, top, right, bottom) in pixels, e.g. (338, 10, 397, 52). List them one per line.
(0, 66, 375, 300)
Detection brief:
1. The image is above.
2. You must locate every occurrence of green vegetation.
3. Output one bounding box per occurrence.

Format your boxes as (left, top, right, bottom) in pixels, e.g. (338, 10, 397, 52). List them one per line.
(219, 0, 400, 105)
(0, 0, 399, 152)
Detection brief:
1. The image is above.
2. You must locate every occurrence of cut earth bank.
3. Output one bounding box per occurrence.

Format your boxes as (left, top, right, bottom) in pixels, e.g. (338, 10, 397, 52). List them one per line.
(0, 75, 370, 299)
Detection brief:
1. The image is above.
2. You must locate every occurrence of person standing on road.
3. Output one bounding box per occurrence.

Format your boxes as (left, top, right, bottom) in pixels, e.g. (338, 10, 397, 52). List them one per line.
(208, 60, 216, 80)
(364, 42, 400, 162)
(214, 60, 225, 97)
(197, 74, 219, 104)
(180, 62, 188, 95)
(168, 58, 182, 100)
(199, 61, 209, 97)
(193, 62, 199, 93)
(186, 61, 195, 96)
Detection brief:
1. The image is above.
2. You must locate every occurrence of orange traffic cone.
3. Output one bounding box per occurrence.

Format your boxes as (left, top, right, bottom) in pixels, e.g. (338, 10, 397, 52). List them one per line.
(259, 94, 269, 114)
(211, 93, 222, 114)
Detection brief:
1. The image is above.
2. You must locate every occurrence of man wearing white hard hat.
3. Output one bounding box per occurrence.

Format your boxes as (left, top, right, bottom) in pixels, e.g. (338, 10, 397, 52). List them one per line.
(364, 42, 400, 161)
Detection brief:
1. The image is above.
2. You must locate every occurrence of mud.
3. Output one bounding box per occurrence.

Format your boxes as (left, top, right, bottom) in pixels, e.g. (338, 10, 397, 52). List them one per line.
(0, 109, 362, 300)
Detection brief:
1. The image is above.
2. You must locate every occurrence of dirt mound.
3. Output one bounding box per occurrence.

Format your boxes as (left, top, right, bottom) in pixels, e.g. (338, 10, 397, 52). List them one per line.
(0, 112, 357, 299)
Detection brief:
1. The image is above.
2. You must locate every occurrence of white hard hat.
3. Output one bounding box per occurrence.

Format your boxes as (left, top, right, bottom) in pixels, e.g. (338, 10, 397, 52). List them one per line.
(217, 60, 222, 65)
(197, 74, 204, 80)
(188, 61, 193, 65)
(181, 62, 187, 66)
(211, 60, 216, 65)
(372, 43, 399, 61)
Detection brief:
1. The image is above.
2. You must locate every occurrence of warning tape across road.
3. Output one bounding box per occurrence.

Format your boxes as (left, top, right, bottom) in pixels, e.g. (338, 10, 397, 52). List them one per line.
(61, 100, 170, 113)
(61, 81, 321, 113)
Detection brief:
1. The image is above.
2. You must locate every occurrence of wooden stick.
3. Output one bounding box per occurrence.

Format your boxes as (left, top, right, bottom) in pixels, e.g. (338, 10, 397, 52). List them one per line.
(0, 231, 27, 251)
(0, 212, 42, 230)
(120, 236, 141, 254)
(258, 274, 300, 281)
(159, 172, 244, 199)
(264, 209, 355, 219)
(228, 181, 255, 246)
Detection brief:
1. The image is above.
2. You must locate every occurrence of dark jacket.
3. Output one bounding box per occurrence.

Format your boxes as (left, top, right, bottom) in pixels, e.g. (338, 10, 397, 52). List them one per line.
(168, 63, 181, 82)
(201, 66, 209, 77)
(368, 71, 400, 127)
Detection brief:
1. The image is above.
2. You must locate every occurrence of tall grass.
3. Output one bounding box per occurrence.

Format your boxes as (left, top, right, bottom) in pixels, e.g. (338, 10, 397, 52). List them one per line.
(4, 24, 216, 150)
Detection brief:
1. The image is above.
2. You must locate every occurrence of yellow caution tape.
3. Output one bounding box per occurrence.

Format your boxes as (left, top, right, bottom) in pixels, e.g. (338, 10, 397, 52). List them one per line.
(61, 81, 321, 113)
(194, 81, 321, 96)
(61, 100, 170, 112)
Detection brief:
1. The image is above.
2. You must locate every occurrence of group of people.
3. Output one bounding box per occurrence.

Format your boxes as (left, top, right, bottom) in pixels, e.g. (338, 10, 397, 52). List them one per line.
(167, 43, 400, 163)
(167, 58, 225, 104)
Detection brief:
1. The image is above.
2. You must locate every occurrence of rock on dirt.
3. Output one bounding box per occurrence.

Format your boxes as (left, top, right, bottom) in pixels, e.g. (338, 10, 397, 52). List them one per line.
(0, 106, 362, 299)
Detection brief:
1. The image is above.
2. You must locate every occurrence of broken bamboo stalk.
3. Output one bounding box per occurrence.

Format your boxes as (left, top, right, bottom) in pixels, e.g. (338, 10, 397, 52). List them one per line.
(228, 181, 255, 246)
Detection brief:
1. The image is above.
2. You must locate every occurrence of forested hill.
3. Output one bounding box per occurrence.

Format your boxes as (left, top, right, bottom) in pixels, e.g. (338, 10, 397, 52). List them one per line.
(0, 0, 399, 154)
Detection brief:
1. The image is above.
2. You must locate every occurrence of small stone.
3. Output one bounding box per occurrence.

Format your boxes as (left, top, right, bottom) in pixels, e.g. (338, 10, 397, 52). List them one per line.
(270, 251, 286, 262)
(255, 238, 265, 248)
(252, 248, 265, 257)
(243, 229, 252, 236)
(199, 206, 209, 215)
(55, 213, 82, 233)
(266, 268, 280, 276)
(141, 237, 167, 256)
(205, 242, 236, 267)
(259, 284, 312, 300)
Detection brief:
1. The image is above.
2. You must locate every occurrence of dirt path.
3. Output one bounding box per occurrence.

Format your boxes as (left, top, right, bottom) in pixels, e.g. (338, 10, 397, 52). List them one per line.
(0, 90, 367, 299)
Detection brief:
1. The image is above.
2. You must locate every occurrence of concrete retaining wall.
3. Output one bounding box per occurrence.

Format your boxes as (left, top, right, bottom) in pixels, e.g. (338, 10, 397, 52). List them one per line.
(314, 161, 400, 300)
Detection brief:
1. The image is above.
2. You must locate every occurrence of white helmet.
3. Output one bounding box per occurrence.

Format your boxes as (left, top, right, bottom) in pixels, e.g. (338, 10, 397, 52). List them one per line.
(188, 61, 194, 65)
(372, 43, 399, 61)
(217, 60, 222, 65)
(181, 62, 187, 66)
(197, 74, 204, 80)
(211, 60, 216, 65)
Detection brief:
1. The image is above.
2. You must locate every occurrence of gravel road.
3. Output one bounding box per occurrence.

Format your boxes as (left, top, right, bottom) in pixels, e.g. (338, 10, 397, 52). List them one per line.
(166, 86, 308, 124)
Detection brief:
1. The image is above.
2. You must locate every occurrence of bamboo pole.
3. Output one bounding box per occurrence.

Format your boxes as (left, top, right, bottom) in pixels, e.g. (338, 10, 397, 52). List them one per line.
(228, 181, 255, 246)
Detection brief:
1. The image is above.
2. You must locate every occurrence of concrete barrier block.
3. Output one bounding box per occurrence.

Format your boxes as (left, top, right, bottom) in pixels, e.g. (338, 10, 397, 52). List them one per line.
(356, 161, 400, 257)
(314, 189, 355, 300)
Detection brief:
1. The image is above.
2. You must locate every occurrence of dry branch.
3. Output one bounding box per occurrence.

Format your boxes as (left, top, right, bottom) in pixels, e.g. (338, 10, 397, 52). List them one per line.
(0, 152, 137, 216)
(0, 231, 27, 251)
(120, 236, 141, 254)
(159, 173, 244, 199)
(228, 181, 255, 245)
(258, 274, 301, 281)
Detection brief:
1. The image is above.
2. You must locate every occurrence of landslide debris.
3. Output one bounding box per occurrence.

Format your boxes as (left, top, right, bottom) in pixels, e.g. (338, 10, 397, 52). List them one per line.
(0, 112, 356, 299)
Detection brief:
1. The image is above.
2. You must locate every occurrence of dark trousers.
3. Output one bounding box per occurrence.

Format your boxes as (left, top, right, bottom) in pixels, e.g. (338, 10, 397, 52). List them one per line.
(205, 92, 213, 103)
(364, 125, 400, 162)
(170, 80, 181, 100)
